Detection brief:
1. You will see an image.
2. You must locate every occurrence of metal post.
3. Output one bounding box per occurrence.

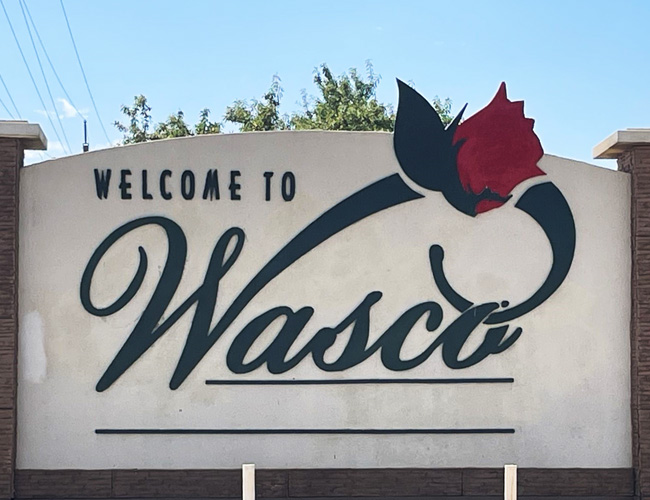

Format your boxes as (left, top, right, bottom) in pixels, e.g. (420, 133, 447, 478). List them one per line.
(242, 463, 255, 500)
(82, 119, 89, 152)
(504, 464, 517, 500)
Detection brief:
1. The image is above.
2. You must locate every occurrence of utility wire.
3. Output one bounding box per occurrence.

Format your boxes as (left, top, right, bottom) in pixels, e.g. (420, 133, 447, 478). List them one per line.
(19, 0, 72, 153)
(0, 0, 69, 154)
(22, 0, 86, 120)
(0, 72, 21, 118)
(0, 95, 15, 119)
(60, 0, 111, 144)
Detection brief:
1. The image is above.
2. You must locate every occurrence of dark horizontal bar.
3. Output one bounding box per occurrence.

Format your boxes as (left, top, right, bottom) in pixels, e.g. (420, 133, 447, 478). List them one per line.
(205, 378, 514, 385)
(96, 428, 515, 435)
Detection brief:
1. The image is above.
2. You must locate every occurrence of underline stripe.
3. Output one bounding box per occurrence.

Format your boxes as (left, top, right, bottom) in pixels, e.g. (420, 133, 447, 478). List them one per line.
(95, 428, 515, 435)
(205, 378, 514, 385)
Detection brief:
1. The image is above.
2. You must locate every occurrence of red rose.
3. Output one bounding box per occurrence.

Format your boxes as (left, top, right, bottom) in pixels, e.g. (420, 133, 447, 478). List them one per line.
(453, 83, 545, 214)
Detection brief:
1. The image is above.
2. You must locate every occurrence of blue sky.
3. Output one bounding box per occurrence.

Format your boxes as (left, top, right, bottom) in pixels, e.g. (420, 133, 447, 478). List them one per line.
(1, 0, 648, 167)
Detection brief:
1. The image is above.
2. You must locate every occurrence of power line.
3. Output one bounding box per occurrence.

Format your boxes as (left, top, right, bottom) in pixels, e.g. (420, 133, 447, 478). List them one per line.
(18, 0, 72, 153)
(0, 95, 15, 119)
(0, 72, 21, 118)
(21, 0, 85, 120)
(0, 0, 69, 154)
(59, 0, 111, 144)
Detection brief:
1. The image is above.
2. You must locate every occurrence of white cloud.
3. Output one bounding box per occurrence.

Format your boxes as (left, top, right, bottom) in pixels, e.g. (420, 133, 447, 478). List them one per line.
(34, 98, 88, 120)
(24, 140, 67, 165)
(46, 140, 65, 155)
(24, 150, 48, 165)
(57, 98, 87, 119)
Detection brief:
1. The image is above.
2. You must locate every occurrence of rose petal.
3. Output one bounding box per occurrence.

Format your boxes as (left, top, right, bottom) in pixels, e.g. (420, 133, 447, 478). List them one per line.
(453, 83, 545, 213)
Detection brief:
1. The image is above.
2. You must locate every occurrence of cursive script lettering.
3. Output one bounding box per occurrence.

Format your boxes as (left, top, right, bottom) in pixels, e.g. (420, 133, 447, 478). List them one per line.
(81, 218, 521, 391)
(81, 175, 575, 390)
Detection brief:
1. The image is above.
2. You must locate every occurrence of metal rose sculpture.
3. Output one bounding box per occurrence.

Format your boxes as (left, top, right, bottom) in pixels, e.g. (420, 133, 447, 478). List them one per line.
(394, 81, 546, 216)
(393, 80, 575, 324)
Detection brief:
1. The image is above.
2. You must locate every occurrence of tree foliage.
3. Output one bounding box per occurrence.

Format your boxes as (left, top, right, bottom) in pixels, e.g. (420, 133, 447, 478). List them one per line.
(153, 110, 193, 139)
(114, 95, 153, 144)
(195, 109, 222, 135)
(291, 63, 394, 131)
(114, 99, 221, 143)
(223, 76, 289, 132)
(114, 63, 453, 144)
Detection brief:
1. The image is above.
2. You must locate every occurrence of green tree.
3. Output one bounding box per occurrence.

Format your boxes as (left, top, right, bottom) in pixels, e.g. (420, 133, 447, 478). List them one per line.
(153, 110, 193, 139)
(291, 63, 394, 131)
(195, 109, 221, 135)
(114, 63, 453, 144)
(223, 76, 289, 132)
(290, 64, 453, 130)
(115, 98, 221, 143)
(114, 95, 154, 144)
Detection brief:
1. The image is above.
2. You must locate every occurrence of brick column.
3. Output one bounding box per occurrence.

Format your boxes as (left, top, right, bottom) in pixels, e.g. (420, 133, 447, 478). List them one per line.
(0, 122, 46, 500)
(595, 129, 650, 499)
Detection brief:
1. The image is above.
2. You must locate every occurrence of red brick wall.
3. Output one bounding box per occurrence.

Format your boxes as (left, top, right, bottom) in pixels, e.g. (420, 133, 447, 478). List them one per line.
(12, 468, 635, 499)
(619, 146, 650, 499)
(0, 139, 21, 500)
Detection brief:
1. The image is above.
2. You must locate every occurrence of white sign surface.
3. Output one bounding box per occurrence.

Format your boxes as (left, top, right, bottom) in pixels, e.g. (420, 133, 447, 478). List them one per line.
(17, 131, 630, 469)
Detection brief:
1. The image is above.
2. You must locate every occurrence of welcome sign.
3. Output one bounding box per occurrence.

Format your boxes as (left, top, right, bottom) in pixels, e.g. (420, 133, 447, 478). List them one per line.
(17, 83, 631, 469)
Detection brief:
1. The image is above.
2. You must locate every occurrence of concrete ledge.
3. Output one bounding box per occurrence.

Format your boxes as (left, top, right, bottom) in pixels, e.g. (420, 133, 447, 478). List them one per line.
(594, 128, 650, 159)
(0, 121, 47, 150)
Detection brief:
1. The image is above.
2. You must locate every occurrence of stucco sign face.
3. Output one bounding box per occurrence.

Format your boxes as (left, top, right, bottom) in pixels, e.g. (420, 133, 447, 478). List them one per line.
(17, 82, 631, 469)
(80, 83, 576, 392)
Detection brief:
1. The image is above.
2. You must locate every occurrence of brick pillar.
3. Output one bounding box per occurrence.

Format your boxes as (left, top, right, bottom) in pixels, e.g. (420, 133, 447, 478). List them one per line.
(595, 130, 650, 499)
(0, 122, 46, 500)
